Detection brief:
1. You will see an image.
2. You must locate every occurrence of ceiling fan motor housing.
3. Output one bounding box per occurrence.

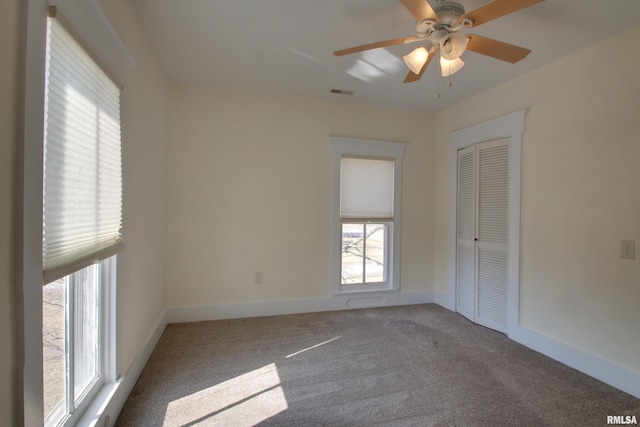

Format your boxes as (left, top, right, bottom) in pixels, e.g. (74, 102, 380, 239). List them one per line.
(433, 1, 466, 27)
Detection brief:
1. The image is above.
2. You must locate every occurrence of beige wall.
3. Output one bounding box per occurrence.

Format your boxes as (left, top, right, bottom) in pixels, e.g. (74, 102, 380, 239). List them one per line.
(1, 0, 19, 424)
(435, 24, 640, 372)
(98, 0, 170, 373)
(166, 85, 435, 307)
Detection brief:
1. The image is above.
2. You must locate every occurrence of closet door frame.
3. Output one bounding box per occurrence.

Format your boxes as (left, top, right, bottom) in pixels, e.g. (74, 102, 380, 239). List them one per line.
(446, 110, 525, 336)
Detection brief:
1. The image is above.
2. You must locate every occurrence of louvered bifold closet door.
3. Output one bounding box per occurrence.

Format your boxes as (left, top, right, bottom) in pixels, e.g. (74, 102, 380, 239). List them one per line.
(456, 146, 475, 322)
(475, 139, 509, 333)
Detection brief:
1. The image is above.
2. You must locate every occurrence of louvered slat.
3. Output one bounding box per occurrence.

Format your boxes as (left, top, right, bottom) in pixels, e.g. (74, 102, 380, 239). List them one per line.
(457, 150, 475, 240)
(456, 146, 475, 322)
(478, 144, 509, 243)
(475, 140, 509, 333)
(477, 247, 508, 325)
(457, 244, 474, 319)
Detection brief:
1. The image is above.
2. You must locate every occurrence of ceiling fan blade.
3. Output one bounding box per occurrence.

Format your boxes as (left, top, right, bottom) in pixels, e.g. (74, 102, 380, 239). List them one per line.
(333, 36, 418, 56)
(466, 34, 531, 63)
(461, 0, 544, 28)
(403, 48, 436, 83)
(399, 0, 439, 23)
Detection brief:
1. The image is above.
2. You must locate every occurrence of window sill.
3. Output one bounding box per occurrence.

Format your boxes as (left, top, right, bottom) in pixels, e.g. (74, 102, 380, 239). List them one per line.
(334, 287, 399, 296)
(75, 378, 123, 427)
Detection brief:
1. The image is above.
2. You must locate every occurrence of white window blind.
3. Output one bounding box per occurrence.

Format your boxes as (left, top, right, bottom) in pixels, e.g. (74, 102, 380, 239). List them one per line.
(340, 158, 394, 219)
(43, 17, 124, 283)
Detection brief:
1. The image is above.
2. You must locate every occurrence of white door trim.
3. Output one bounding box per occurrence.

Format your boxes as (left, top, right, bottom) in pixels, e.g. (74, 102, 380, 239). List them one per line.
(447, 109, 525, 336)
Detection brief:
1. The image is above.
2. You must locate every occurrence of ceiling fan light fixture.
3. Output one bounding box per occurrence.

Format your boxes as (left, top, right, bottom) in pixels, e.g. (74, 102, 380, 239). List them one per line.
(440, 32, 468, 60)
(403, 46, 429, 74)
(440, 56, 464, 77)
(333, 0, 541, 85)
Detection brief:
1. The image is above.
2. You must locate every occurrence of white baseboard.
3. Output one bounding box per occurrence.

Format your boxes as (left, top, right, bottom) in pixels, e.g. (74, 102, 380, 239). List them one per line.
(433, 295, 640, 399)
(166, 291, 434, 324)
(509, 326, 640, 399)
(434, 290, 455, 311)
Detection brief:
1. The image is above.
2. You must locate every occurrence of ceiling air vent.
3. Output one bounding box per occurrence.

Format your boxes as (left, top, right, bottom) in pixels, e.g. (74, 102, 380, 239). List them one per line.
(330, 89, 354, 96)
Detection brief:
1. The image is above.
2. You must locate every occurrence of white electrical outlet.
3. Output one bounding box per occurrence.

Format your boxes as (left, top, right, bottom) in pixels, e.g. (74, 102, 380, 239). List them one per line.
(621, 240, 635, 259)
(254, 271, 263, 284)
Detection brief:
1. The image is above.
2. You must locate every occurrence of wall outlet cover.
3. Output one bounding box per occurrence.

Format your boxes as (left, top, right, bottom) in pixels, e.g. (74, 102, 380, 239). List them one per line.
(621, 240, 635, 259)
(254, 271, 263, 284)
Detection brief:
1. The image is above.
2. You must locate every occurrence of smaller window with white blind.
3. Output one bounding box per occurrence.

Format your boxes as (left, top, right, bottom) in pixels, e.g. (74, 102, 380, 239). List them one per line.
(330, 138, 406, 294)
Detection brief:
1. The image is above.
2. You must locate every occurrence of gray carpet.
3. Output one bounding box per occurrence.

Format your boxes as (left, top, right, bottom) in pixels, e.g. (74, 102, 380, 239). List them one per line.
(116, 304, 639, 426)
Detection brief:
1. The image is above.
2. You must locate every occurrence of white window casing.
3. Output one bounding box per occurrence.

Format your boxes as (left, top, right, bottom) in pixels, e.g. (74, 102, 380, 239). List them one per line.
(329, 137, 407, 295)
(20, 0, 131, 425)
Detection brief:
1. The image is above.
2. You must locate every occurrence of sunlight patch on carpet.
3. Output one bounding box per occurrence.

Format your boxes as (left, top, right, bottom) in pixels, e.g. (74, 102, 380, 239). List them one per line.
(164, 363, 288, 425)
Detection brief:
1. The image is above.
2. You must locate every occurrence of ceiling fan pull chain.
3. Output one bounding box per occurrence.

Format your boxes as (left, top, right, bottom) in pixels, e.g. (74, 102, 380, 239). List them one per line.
(436, 55, 441, 98)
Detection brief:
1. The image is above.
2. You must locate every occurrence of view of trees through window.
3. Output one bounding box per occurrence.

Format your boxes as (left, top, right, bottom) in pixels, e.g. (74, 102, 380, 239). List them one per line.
(42, 264, 100, 424)
(42, 279, 65, 419)
(341, 223, 386, 284)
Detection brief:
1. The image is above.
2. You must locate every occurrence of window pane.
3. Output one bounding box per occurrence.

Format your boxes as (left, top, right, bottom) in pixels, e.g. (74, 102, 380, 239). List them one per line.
(73, 264, 100, 402)
(43, 263, 102, 424)
(43, 278, 66, 421)
(341, 224, 364, 284)
(364, 224, 386, 283)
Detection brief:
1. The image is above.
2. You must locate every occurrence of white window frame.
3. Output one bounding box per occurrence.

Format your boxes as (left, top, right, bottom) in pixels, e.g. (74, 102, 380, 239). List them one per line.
(329, 137, 406, 295)
(340, 221, 390, 286)
(19, 1, 132, 425)
(44, 257, 117, 427)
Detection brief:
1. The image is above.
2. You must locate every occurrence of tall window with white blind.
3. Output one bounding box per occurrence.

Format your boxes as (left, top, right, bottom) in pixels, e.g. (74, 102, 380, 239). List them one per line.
(42, 11, 122, 426)
(330, 138, 406, 294)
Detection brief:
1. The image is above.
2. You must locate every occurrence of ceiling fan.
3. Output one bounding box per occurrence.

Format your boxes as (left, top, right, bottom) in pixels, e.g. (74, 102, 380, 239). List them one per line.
(333, 0, 545, 83)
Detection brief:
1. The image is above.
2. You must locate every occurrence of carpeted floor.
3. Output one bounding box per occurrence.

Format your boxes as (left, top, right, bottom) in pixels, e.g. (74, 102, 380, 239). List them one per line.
(116, 304, 639, 426)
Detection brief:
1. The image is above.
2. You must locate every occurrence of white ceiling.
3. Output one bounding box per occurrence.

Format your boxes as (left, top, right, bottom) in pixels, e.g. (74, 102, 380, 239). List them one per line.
(131, 0, 640, 112)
